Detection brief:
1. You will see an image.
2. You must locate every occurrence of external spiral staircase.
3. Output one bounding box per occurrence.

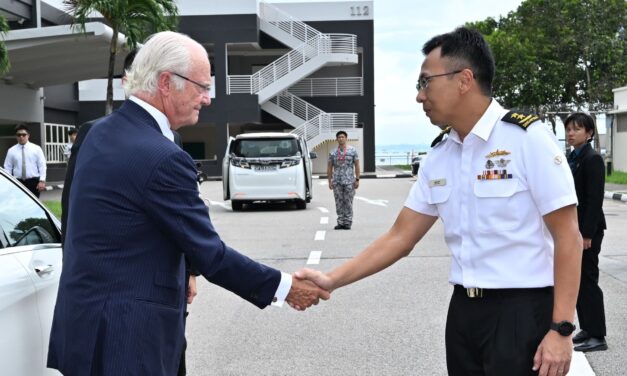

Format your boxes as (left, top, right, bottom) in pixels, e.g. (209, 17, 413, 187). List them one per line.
(227, 1, 361, 149)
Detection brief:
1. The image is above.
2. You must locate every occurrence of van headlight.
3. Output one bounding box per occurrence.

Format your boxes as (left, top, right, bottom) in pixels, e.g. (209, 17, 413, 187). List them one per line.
(231, 159, 251, 169)
(280, 159, 300, 169)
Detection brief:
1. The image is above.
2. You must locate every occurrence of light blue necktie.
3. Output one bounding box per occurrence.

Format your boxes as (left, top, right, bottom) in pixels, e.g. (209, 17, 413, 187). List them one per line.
(21, 145, 27, 179)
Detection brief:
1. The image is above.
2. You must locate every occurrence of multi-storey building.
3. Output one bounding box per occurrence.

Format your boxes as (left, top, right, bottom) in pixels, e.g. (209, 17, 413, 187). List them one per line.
(0, 0, 374, 178)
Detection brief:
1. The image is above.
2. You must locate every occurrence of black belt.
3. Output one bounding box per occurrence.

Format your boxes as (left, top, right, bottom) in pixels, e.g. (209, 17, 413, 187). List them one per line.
(453, 284, 553, 299)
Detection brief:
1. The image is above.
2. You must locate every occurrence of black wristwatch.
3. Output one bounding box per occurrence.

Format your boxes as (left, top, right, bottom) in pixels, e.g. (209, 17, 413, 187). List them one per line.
(550, 321, 576, 336)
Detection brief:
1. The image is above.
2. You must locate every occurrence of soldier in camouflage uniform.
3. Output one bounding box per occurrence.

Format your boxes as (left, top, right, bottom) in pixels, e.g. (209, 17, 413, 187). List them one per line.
(328, 130, 360, 230)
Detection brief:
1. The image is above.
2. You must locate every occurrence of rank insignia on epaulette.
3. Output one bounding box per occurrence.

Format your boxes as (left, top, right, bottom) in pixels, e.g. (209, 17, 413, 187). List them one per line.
(501, 110, 540, 130)
(430, 126, 452, 147)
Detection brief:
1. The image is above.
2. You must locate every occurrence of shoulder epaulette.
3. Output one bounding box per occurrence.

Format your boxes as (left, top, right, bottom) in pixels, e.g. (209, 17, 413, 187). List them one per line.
(430, 126, 451, 147)
(501, 110, 540, 131)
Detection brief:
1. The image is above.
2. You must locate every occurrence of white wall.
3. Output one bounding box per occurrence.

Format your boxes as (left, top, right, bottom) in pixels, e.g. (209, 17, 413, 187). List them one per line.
(0, 85, 44, 123)
(273, 1, 373, 21)
(177, 0, 258, 15)
(611, 86, 627, 172)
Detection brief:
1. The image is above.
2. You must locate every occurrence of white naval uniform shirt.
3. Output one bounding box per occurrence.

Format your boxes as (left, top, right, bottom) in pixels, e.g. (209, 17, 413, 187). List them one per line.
(405, 100, 577, 289)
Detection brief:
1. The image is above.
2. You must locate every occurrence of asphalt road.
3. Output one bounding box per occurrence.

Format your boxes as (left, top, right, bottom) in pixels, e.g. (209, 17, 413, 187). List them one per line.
(176, 178, 627, 376)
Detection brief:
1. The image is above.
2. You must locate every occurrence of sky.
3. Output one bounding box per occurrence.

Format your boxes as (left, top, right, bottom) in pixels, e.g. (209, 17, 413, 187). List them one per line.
(44, 0, 525, 146)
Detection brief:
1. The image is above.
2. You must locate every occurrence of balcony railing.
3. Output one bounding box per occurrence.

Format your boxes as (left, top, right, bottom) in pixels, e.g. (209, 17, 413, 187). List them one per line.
(227, 34, 356, 95)
(287, 77, 363, 97)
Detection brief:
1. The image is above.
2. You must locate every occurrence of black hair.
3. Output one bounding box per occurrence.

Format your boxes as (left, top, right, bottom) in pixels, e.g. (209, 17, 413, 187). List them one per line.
(68, 127, 78, 135)
(564, 112, 595, 142)
(15, 124, 29, 133)
(422, 26, 495, 96)
(336, 130, 348, 138)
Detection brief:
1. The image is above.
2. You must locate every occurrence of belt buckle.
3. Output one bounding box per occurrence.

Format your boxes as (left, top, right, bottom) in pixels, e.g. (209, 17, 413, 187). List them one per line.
(466, 287, 483, 298)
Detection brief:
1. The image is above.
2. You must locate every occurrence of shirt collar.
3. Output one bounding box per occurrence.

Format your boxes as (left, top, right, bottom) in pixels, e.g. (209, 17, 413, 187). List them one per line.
(445, 99, 504, 145)
(129, 96, 175, 142)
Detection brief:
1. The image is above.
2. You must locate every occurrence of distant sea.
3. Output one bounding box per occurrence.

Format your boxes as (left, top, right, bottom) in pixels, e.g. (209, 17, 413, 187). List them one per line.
(375, 144, 430, 166)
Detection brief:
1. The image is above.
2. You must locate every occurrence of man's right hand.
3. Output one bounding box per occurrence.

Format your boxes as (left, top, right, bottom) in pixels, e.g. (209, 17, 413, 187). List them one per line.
(286, 276, 331, 311)
(328, 181, 333, 190)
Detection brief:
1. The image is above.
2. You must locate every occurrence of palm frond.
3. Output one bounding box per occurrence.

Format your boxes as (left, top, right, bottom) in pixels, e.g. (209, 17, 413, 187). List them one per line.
(0, 14, 10, 75)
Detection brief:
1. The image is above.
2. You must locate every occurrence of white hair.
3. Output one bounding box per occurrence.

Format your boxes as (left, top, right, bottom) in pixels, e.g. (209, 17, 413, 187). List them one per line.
(124, 31, 207, 97)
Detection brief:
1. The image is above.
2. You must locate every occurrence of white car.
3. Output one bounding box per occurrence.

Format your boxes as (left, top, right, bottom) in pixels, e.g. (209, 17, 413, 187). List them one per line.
(222, 133, 316, 211)
(0, 168, 63, 376)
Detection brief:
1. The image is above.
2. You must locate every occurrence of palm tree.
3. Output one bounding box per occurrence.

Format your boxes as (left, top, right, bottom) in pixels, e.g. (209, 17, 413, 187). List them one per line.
(64, 0, 178, 114)
(0, 14, 10, 76)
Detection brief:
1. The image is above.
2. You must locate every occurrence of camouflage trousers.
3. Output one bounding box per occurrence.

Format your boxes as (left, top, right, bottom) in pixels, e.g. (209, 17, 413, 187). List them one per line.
(333, 183, 355, 226)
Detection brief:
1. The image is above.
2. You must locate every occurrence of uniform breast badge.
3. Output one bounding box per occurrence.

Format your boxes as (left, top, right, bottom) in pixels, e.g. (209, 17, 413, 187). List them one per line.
(479, 149, 513, 180)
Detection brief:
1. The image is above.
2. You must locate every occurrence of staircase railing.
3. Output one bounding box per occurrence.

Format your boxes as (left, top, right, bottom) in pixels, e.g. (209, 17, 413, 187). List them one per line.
(268, 91, 322, 122)
(259, 1, 320, 44)
(291, 113, 358, 143)
(227, 33, 356, 95)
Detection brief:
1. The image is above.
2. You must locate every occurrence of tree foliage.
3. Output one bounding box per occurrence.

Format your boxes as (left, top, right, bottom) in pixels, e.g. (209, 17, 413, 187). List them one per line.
(64, 0, 178, 114)
(468, 0, 627, 117)
(0, 14, 10, 76)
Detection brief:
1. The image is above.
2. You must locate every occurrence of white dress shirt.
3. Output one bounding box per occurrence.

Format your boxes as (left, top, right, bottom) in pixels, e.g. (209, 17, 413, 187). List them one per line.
(3, 141, 47, 181)
(405, 100, 577, 289)
(128, 96, 292, 306)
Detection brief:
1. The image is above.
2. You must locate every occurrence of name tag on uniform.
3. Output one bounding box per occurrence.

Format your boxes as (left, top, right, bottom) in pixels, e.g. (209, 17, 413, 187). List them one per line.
(429, 178, 447, 187)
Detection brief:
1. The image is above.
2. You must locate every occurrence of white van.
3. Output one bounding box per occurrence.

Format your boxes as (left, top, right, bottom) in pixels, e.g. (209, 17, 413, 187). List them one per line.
(222, 133, 316, 211)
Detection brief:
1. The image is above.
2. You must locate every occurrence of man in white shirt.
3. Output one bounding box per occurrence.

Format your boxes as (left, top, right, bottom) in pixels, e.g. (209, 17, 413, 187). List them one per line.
(3, 124, 47, 197)
(296, 27, 582, 376)
(63, 127, 78, 159)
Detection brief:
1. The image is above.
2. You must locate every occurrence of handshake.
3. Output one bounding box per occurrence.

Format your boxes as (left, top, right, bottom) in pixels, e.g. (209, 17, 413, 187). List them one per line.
(285, 268, 334, 311)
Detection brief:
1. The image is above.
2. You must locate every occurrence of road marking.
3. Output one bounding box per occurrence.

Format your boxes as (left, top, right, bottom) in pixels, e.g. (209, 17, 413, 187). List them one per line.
(567, 351, 595, 375)
(306, 251, 322, 265)
(355, 196, 389, 207)
(314, 231, 326, 241)
(208, 200, 232, 210)
(320, 217, 329, 224)
(317, 207, 329, 213)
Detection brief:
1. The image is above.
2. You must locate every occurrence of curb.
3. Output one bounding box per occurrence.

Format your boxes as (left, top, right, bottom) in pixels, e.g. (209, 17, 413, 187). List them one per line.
(44, 183, 64, 191)
(604, 191, 627, 203)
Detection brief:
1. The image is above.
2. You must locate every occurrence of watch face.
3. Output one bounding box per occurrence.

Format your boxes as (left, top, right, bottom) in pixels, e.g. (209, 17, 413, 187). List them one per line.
(558, 321, 575, 336)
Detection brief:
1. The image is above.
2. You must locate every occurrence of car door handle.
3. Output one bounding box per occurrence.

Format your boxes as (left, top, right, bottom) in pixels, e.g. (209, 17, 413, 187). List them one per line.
(34, 264, 54, 275)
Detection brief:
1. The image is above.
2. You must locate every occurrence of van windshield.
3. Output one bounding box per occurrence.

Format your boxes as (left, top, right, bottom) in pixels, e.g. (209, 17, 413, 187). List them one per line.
(233, 138, 299, 158)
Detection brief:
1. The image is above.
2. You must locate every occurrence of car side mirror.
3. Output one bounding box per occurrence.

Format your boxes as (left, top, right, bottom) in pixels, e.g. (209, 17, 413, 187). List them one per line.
(309, 152, 317, 159)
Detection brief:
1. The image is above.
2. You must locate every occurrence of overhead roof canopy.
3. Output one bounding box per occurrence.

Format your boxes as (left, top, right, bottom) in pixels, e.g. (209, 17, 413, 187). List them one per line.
(2, 22, 129, 88)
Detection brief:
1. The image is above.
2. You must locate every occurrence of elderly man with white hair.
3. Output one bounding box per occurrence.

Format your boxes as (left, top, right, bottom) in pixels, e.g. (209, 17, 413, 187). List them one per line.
(47, 31, 329, 376)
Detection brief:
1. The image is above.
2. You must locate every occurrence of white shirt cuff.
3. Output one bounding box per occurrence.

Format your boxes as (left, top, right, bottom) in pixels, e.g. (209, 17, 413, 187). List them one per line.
(271, 272, 293, 307)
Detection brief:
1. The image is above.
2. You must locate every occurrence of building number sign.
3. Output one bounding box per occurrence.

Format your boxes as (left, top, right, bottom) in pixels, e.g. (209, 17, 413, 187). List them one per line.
(350, 6, 370, 17)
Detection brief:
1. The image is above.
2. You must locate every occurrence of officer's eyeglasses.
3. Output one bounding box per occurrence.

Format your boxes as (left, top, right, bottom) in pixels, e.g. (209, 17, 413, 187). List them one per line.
(171, 72, 211, 95)
(416, 70, 462, 92)
(16, 133, 28, 137)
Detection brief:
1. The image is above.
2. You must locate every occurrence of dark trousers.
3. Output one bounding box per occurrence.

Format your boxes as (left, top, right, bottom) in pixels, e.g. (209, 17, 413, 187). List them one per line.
(446, 285, 553, 376)
(18, 177, 41, 198)
(576, 231, 606, 338)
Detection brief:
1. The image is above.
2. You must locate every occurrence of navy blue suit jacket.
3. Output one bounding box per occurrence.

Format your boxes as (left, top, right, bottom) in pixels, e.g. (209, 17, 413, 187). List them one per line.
(48, 100, 281, 375)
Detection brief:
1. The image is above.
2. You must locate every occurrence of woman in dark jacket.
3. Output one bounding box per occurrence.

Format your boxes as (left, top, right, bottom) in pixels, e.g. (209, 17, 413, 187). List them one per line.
(564, 112, 608, 352)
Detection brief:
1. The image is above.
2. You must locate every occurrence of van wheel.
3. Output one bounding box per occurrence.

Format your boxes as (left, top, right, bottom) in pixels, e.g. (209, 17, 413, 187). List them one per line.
(296, 200, 307, 210)
(232, 201, 244, 211)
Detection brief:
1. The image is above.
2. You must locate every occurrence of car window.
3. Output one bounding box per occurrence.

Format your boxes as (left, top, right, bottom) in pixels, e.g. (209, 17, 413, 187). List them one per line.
(233, 139, 299, 158)
(0, 176, 61, 248)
